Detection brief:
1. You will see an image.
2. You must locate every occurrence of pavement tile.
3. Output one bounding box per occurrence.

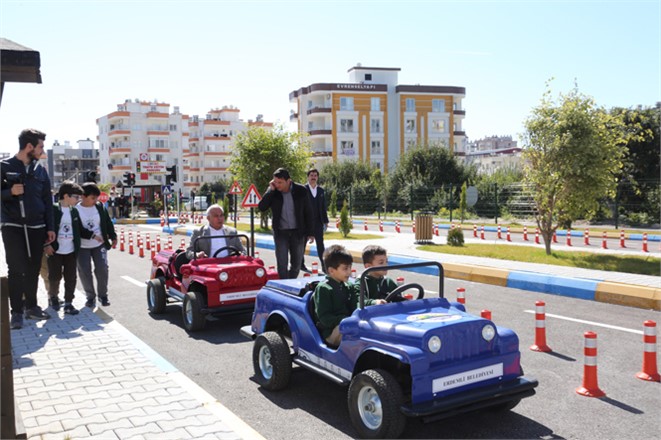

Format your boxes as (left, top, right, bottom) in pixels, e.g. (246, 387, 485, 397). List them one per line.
(30, 394, 73, 410)
(26, 419, 65, 437)
(78, 402, 121, 417)
(88, 418, 134, 435)
(141, 401, 187, 414)
(130, 413, 173, 426)
(144, 427, 191, 439)
(88, 429, 121, 439)
(71, 390, 112, 403)
(105, 407, 148, 422)
(119, 397, 159, 411)
(157, 417, 199, 432)
(114, 422, 163, 439)
(107, 385, 147, 398)
(60, 413, 105, 430)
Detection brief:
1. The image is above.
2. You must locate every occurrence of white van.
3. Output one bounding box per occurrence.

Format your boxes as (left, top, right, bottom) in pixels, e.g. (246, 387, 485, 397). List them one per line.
(186, 196, 208, 211)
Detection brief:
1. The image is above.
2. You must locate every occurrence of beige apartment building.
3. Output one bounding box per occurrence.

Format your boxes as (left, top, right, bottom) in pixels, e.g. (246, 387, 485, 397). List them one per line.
(96, 99, 272, 195)
(289, 65, 466, 172)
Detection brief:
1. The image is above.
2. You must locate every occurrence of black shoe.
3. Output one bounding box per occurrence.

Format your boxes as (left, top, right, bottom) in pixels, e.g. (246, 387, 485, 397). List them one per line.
(49, 297, 61, 311)
(301, 265, 310, 273)
(85, 299, 96, 308)
(100, 297, 110, 307)
(25, 306, 51, 320)
(10, 312, 23, 329)
(64, 304, 79, 315)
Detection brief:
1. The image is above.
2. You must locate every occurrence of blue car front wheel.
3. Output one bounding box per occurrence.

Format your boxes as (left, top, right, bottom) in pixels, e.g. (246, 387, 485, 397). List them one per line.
(253, 332, 291, 391)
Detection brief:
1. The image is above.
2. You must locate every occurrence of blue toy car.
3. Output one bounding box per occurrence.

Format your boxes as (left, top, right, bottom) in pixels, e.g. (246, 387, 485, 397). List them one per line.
(241, 261, 538, 439)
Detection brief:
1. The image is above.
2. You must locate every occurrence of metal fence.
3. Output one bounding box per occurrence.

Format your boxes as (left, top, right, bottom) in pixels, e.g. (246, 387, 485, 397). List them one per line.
(327, 179, 660, 226)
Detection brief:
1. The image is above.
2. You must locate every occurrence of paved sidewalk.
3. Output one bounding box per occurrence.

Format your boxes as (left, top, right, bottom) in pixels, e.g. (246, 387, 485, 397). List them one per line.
(6, 279, 263, 440)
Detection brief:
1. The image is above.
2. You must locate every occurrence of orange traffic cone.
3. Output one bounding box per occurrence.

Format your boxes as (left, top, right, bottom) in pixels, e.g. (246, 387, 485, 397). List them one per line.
(636, 320, 660, 382)
(576, 332, 606, 397)
(530, 301, 552, 352)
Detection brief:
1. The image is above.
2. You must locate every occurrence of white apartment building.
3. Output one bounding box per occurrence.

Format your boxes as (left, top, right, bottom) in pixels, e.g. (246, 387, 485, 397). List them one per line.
(458, 135, 522, 175)
(289, 65, 466, 172)
(96, 99, 272, 195)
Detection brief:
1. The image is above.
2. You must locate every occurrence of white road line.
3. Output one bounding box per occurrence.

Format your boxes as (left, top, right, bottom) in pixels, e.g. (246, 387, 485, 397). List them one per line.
(121, 275, 146, 287)
(523, 310, 643, 335)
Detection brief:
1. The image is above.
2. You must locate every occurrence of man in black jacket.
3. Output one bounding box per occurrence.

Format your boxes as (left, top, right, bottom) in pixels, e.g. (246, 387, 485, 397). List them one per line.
(258, 168, 314, 279)
(301, 168, 329, 273)
(1, 129, 55, 329)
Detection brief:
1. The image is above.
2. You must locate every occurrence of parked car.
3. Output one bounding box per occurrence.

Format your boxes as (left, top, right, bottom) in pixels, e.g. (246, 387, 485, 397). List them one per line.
(241, 261, 538, 439)
(186, 196, 208, 212)
(147, 234, 278, 332)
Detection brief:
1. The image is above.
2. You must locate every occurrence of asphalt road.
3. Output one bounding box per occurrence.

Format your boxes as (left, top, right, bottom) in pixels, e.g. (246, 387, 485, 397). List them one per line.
(101, 225, 661, 440)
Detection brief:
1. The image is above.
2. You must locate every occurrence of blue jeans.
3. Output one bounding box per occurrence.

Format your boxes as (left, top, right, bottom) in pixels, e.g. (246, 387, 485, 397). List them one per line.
(273, 229, 306, 279)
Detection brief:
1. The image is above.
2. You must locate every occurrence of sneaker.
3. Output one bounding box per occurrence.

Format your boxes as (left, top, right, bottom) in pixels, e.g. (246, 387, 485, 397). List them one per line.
(25, 306, 51, 320)
(63, 304, 79, 315)
(100, 297, 110, 307)
(10, 312, 23, 329)
(85, 299, 96, 308)
(49, 296, 61, 311)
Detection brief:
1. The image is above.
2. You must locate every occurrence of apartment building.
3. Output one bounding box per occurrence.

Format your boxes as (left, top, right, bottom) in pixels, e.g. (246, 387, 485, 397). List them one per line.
(97, 99, 272, 194)
(47, 139, 98, 188)
(289, 65, 466, 172)
(459, 135, 522, 175)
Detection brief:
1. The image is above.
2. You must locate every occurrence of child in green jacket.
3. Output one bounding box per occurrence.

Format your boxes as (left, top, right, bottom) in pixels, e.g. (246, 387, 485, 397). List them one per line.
(354, 245, 400, 301)
(313, 245, 385, 347)
(44, 181, 97, 315)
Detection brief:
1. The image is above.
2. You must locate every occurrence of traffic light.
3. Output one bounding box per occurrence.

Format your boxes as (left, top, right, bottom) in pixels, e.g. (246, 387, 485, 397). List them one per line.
(123, 172, 135, 186)
(166, 165, 177, 185)
(85, 171, 97, 183)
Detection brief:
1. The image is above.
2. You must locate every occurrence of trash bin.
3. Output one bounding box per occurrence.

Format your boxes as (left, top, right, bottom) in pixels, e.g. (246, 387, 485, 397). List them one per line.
(415, 213, 433, 243)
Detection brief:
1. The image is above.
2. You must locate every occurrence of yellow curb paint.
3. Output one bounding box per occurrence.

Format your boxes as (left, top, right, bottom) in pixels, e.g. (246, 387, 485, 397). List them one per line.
(595, 282, 661, 311)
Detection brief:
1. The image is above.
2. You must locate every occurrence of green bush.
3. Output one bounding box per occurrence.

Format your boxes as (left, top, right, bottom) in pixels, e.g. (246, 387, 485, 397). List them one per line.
(339, 200, 352, 237)
(446, 227, 465, 247)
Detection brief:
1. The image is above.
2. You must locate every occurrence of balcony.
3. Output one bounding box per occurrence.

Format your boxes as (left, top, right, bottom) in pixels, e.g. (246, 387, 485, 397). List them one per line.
(308, 129, 332, 136)
(371, 148, 383, 156)
(453, 109, 466, 116)
(306, 107, 332, 115)
(290, 112, 299, 121)
(453, 131, 466, 136)
(340, 149, 356, 156)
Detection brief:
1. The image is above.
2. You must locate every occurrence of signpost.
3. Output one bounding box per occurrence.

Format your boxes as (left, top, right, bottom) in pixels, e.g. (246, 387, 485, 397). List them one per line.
(241, 184, 261, 257)
(229, 180, 243, 228)
(162, 185, 172, 229)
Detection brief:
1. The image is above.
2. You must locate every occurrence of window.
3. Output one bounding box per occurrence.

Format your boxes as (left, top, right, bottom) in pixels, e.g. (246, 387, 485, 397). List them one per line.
(371, 140, 382, 155)
(370, 118, 381, 133)
(340, 119, 354, 133)
(406, 98, 415, 112)
(150, 139, 166, 148)
(341, 141, 355, 156)
(340, 97, 354, 111)
(365, 73, 372, 81)
(406, 139, 416, 151)
(371, 97, 380, 111)
(405, 119, 416, 133)
(169, 124, 177, 131)
(431, 119, 446, 132)
(432, 99, 446, 113)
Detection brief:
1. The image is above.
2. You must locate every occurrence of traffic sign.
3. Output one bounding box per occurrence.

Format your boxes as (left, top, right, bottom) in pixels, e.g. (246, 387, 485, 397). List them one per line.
(229, 180, 243, 195)
(98, 191, 109, 203)
(162, 185, 172, 195)
(241, 184, 262, 208)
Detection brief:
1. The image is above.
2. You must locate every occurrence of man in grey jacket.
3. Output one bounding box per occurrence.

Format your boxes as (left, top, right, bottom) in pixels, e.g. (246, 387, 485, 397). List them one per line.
(186, 204, 245, 260)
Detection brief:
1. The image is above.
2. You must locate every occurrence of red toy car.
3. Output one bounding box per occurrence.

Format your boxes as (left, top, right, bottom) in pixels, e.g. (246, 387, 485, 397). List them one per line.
(146, 234, 278, 332)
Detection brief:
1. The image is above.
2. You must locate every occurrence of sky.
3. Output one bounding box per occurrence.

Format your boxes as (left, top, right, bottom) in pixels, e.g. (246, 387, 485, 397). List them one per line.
(0, 0, 659, 154)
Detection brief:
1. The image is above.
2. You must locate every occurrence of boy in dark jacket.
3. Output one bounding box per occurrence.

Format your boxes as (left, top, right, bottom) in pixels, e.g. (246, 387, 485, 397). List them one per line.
(313, 245, 385, 347)
(76, 182, 117, 308)
(354, 245, 400, 301)
(44, 182, 98, 315)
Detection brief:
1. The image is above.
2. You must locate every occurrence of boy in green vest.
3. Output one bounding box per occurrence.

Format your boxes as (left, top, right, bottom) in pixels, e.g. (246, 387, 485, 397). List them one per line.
(355, 245, 400, 301)
(44, 181, 97, 315)
(313, 245, 385, 347)
(76, 182, 117, 308)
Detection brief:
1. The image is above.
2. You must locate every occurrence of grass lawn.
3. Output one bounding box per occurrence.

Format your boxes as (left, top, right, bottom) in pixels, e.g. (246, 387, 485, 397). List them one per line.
(418, 243, 660, 276)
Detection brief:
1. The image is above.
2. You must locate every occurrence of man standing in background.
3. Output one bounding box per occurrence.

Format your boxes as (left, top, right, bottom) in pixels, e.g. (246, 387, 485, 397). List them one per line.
(301, 168, 329, 273)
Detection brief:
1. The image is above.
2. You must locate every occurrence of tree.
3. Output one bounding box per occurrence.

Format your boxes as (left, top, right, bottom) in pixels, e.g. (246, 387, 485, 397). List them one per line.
(329, 190, 338, 219)
(339, 199, 352, 237)
(460, 182, 467, 223)
(521, 83, 633, 254)
(231, 125, 312, 228)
